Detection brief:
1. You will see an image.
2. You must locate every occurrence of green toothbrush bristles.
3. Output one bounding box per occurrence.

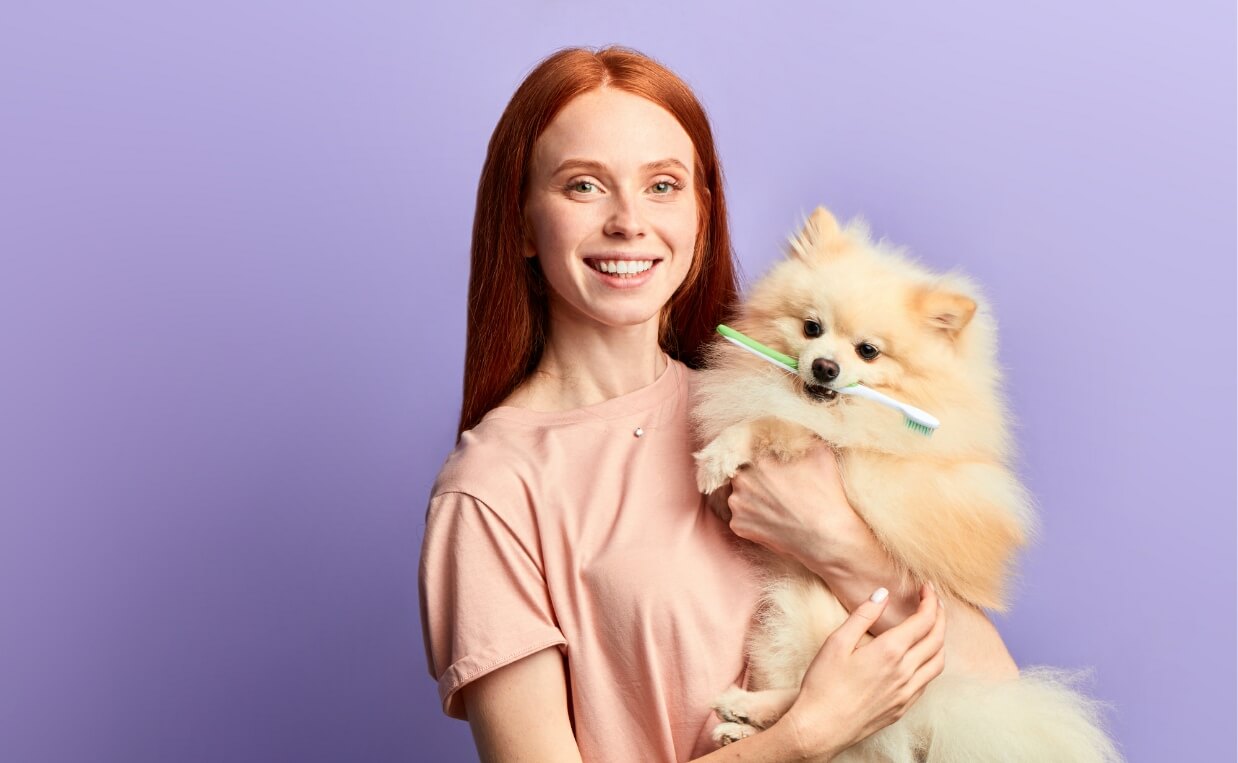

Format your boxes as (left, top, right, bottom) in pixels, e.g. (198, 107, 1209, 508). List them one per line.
(905, 419, 934, 436)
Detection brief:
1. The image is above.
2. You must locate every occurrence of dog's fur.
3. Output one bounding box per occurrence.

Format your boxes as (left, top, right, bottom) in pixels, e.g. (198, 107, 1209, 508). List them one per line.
(691, 208, 1120, 761)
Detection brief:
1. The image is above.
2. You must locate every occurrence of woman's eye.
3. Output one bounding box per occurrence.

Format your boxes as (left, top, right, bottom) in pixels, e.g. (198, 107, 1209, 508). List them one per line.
(651, 180, 676, 194)
(570, 181, 596, 193)
(804, 319, 822, 338)
(856, 343, 881, 361)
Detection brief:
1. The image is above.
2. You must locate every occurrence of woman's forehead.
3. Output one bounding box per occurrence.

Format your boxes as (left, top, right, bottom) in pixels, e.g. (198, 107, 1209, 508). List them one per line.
(533, 88, 694, 173)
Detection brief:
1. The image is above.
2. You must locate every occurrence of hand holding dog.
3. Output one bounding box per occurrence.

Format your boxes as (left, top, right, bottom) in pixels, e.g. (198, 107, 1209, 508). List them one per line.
(719, 438, 922, 632)
(723, 439, 878, 571)
(781, 583, 946, 759)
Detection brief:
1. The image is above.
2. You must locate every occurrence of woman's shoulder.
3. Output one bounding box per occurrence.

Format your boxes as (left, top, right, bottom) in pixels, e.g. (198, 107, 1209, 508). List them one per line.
(426, 415, 565, 549)
(431, 415, 539, 502)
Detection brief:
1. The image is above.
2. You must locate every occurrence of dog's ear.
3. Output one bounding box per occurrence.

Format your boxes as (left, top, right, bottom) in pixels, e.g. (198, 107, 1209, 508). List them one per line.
(789, 206, 847, 261)
(808, 206, 841, 237)
(914, 286, 977, 337)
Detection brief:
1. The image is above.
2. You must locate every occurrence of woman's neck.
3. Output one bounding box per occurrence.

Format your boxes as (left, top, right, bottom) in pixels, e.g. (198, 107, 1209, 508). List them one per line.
(506, 314, 667, 412)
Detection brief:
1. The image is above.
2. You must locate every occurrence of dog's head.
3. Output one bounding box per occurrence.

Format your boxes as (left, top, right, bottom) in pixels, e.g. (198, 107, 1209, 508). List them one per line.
(738, 207, 998, 413)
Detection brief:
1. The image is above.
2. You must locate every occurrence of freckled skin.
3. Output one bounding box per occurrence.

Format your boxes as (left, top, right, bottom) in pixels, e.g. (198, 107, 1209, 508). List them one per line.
(523, 88, 699, 334)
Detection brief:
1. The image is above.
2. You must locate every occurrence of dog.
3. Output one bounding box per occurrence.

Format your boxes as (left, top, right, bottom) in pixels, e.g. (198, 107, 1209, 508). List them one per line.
(691, 207, 1120, 761)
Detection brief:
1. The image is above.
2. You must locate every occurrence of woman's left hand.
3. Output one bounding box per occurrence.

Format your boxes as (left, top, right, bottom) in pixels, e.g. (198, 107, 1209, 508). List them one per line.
(719, 438, 871, 570)
(714, 438, 921, 634)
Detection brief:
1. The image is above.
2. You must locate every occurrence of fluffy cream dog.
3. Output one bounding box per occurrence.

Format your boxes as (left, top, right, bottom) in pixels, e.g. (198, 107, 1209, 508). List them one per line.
(691, 208, 1120, 761)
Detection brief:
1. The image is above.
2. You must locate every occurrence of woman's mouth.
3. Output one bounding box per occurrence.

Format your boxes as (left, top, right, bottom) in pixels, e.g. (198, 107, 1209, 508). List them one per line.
(585, 258, 661, 289)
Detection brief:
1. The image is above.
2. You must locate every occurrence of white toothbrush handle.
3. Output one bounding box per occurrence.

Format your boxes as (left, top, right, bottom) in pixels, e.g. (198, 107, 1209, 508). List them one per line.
(839, 384, 941, 429)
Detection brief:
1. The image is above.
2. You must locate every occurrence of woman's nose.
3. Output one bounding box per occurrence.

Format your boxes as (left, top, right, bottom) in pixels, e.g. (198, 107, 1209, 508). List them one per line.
(603, 194, 646, 239)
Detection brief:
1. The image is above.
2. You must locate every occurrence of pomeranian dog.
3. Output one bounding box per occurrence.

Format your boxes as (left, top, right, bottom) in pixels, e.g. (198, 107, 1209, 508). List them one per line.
(691, 208, 1120, 762)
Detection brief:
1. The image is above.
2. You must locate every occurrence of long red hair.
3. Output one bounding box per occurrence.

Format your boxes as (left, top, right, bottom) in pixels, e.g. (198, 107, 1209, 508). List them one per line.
(458, 46, 739, 437)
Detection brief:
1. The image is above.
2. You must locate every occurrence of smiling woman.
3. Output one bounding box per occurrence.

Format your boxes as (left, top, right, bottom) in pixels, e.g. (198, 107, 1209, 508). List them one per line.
(517, 88, 699, 382)
(419, 46, 952, 763)
(455, 47, 737, 434)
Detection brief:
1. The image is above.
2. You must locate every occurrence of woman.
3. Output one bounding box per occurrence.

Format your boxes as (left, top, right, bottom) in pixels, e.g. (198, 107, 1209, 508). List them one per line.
(419, 46, 1017, 762)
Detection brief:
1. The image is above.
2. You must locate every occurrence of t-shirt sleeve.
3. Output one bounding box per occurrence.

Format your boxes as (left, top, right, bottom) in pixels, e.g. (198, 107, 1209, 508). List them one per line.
(419, 490, 567, 719)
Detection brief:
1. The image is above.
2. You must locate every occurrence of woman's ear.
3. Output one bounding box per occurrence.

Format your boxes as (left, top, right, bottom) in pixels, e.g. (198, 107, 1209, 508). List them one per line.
(521, 215, 537, 258)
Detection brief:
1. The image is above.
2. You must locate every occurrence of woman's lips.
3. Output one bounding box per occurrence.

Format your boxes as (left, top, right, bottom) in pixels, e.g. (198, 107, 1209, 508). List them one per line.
(584, 258, 661, 289)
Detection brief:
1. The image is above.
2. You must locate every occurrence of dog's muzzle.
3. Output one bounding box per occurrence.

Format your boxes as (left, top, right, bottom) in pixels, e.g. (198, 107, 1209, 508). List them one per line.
(806, 357, 841, 402)
(804, 383, 838, 402)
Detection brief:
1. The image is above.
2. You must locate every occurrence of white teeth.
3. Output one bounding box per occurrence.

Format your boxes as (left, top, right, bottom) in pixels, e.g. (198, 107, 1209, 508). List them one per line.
(592, 259, 654, 275)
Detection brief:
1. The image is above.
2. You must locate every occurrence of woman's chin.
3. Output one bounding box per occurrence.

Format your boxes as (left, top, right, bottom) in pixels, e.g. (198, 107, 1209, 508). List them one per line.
(557, 306, 664, 334)
(596, 308, 664, 331)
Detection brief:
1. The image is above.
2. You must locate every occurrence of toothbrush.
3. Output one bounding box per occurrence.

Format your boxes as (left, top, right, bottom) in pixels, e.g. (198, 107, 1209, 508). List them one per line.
(716, 324, 940, 435)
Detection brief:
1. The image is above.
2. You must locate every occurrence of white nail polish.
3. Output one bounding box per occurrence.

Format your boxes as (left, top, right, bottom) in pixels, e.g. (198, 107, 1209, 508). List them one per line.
(870, 587, 889, 603)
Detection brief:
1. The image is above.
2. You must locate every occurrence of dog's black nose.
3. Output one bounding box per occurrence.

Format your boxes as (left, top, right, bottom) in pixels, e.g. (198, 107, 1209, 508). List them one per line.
(811, 358, 840, 383)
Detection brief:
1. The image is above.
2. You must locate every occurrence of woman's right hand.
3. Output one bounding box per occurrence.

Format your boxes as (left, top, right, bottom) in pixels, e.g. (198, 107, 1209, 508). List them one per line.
(780, 583, 946, 760)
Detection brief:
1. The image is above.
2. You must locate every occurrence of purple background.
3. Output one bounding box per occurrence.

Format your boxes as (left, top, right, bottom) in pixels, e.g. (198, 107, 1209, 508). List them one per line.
(2, 2, 1233, 762)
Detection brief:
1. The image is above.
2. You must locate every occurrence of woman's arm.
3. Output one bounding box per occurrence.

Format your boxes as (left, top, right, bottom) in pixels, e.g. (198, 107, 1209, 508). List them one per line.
(461, 648, 582, 763)
(462, 647, 811, 762)
(801, 522, 1017, 680)
(722, 441, 1018, 680)
(462, 586, 946, 763)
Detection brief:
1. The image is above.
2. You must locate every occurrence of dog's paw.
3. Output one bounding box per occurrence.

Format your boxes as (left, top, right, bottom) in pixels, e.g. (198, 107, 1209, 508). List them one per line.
(712, 686, 755, 726)
(694, 440, 748, 495)
(712, 686, 792, 730)
(695, 460, 731, 496)
(712, 721, 758, 747)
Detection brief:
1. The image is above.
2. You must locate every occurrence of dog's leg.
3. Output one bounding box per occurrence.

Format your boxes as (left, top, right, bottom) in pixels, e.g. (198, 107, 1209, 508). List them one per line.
(696, 417, 823, 496)
(713, 685, 799, 730)
(694, 421, 758, 494)
(751, 417, 820, 463)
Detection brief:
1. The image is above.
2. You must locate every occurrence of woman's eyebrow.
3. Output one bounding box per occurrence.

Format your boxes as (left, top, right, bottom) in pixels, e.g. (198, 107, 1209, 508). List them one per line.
(551, 158, 690, 175)
(551, 159, 607, 176)
(642, 158, 689, 174)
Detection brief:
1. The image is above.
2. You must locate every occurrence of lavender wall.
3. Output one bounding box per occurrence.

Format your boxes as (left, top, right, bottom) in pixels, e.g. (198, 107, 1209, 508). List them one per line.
(2, 2, 1233, 761)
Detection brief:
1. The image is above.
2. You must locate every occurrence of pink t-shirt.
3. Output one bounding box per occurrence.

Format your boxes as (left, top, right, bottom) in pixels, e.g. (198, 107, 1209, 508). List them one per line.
(419, 357, 763, 762)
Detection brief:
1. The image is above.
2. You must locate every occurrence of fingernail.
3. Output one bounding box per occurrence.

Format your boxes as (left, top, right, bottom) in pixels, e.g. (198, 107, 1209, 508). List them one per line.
(870, 587, 889, 603)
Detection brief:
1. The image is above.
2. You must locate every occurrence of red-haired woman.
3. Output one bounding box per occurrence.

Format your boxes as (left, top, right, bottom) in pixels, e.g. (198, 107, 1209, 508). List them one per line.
(419, 47, 1017, 762)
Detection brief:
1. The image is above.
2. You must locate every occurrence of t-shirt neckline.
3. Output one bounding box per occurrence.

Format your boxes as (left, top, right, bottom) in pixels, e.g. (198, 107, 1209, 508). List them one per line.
(482, 353, 682, 427)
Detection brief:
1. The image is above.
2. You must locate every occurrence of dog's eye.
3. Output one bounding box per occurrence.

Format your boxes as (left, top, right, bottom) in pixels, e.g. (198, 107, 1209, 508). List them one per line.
(856, 343, 881, 361)
(803, 319, 823, 338)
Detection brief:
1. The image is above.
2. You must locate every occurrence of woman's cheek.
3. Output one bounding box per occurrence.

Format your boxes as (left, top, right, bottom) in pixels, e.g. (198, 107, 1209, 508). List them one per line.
(664, 210, 699, 276)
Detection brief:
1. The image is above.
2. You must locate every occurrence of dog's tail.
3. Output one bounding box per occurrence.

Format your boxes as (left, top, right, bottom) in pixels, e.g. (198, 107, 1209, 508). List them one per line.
(899, 667, 1123, 762)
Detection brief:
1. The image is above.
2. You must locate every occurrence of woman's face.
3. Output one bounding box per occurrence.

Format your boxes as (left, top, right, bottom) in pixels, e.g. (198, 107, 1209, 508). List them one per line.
(523, 87, 699, 335)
